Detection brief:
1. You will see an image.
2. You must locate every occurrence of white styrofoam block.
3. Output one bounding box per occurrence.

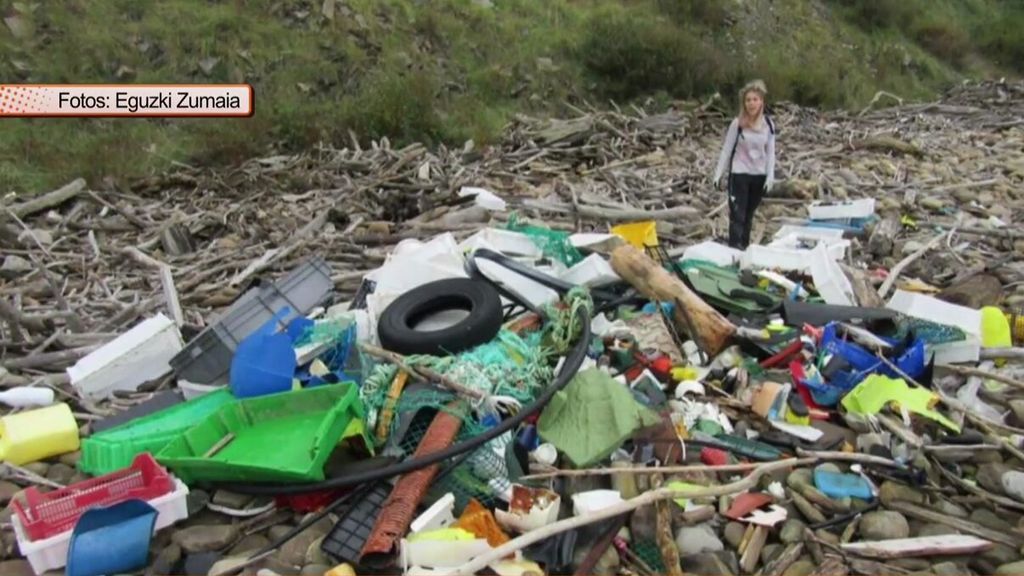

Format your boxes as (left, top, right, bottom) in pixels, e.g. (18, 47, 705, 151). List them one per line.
(571, 490, 624, 516)
(887, 289, 983, 337)
(682, 241, 743, 268)
(457, 187, 507, 211)
(410, 493, 456, 534)
(741, 245, 811, 272)
(560, 253, 620, 287)
(67, 314, 183, 401)
(930, 336, 982, 365)
(13, 478, 189, 575)
(809, 243, 856, 306)
(807, 198, 876, 220)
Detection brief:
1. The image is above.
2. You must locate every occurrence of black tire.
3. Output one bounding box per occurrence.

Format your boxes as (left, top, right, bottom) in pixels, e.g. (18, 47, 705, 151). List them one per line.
(377, 278, 503, 355)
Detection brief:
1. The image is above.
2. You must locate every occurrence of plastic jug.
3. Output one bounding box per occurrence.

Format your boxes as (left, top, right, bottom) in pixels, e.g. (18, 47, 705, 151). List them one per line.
(0, 402, 81, 465)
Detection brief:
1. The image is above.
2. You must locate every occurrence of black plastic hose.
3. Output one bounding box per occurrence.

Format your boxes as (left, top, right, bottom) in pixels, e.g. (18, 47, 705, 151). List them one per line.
(221, 251, 597, 495)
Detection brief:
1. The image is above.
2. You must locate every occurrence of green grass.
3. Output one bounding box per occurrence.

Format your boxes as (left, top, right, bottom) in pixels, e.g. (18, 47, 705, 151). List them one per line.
(0, 0, 1020, 195)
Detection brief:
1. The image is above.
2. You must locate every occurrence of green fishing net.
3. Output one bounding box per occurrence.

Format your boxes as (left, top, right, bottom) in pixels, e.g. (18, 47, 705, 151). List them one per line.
(892, 316, 967, 345)
(505, 213, 584, 267)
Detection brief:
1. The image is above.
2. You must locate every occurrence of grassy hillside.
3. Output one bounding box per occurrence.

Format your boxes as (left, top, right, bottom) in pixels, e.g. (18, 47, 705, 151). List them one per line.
(0, 0, 1020, 194)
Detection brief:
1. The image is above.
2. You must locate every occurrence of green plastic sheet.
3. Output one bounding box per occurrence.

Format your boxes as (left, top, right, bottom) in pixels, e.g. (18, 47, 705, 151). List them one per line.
(537, 368, 662, 468)
(841, 374, 960, 432)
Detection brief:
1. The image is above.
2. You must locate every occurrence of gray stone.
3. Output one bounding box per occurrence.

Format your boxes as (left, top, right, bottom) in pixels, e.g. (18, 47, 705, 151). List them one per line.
(787, 469, 813, 491)
(1003, 471, 1024, 502)
(724, 522, 746, 549)
(879, 481, 926, 507)
(302, 566, 330, 576)
(780, 519, 807, 544)
(0, 561, 34, 576)
(0, 481, 19, 505)
(997, 560, 1024, 575)
(762, 543, 782, 565)
(230, 534, 270, 557)
(268, 525, 296, 544)
(147, 543, 182, 576)
(783, 559, 816, 576)
(305, 536, 330, 566)
(274, 528, 324, 568)
(187, 489, 211, 515)
(23, 462, 49, 476)
(208, 557, 249, 576)
(45, 463, 75, 485)
(1010, 400, 1024, 425)
(0, 255, 32, 278)
(680, 551, 736, 576)
(859, 511, 910, 540)
(978, 463, 1013, 495)
(58, 450, 82, 467)
(932, 561, 967, 576)
(888, 558, 931, 571)
(933, 499, 969, 519)
(971, 508, 1014, 532)
(675, 523, 724, 556)
(915, 523, 959, 538)
(212, 490, 255, 510)
(814, 529, 839, 546)
(173, 525, 241, 554)
(983, 544, 1021, 567)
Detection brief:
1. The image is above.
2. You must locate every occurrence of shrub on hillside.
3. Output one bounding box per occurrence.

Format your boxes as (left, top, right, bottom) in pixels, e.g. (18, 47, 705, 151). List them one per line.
(977, 7, 1024, 72)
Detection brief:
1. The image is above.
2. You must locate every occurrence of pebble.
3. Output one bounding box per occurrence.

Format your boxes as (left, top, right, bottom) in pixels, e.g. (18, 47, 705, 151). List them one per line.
(173, 525, 241, 554)
(814, 529, 839, 546)
(888, 558, 931, 571)
(977, 463, 1012, 495)
(305, 536, 331, 566)
(45, 463, 75, 485)
(183, 553, 222, 576)
(932, 561, 967, 576)
(1010, 400, 1024, 425)
(1002, 471, 1024, 502)
(675, 523, 724, 556)
(859, 511, 910, 540)
(933, 499, 969, 519)
(997, 560, 1024, 576)
(212, 490, 255, 510)
(230, 535, 271, 557)
(787, 469, 813, 491)
(23, 462, 49, 476)
(879, 481, 925, 507)
(58, 451, 81, 467)
(780, 519, 807, 544)
(791, 492, 826, 523)
(0, 560, 33, 576)
(915, 523, 959, 538)
(268, 525, 295, 543)
(982, 544, 1021, 567)
(724, 522, 746, 549)
(0, 481, 18, 505)
(783, 559, 816, 576)
(146, 543, 182, 576)
(208, 557, 249, 576)
(187, 489, 211, 515)
(680, 551, 736, 576)
(275, 528, 326, 568)
(761, 543, 782, 565)
(971, 508, 1014, 532)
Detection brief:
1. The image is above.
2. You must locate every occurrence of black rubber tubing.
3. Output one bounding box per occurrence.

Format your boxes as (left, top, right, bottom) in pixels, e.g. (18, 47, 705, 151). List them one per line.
(221, 251, 596, 495)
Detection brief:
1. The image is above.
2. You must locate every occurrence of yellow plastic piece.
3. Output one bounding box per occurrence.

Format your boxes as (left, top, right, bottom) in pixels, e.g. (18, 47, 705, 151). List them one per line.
(981, 307, 1012, 366)
(407, 527, 477, 543)
(325, 563, 357, 576)
(666, 481, 706, 508)
(1009, 311, 1024, 345)
(671, 366, 699, 381)
(784, 407, 810, 426)
(0, 402, 80, 465)
(611, 221, 658, 249)
(841, 375, 959, 432)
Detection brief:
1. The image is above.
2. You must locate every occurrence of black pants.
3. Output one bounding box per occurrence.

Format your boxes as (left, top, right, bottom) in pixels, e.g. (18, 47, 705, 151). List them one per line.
(727, 173, 766, 249)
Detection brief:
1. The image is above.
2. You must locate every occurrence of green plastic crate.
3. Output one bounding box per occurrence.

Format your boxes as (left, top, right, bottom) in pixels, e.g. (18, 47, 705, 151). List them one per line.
(79, 388, 235, 476)
(156, 383, 370, 484)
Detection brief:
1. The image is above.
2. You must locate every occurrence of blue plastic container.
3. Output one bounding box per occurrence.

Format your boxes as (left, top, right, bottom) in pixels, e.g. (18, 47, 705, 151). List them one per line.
(230, 308, 297, 398)
(66, 499, 157, 576)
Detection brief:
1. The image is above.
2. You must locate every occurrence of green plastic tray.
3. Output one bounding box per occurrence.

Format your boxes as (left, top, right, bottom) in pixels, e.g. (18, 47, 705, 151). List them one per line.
(155, 383, 370, 484)
(79, 389, 235, 476)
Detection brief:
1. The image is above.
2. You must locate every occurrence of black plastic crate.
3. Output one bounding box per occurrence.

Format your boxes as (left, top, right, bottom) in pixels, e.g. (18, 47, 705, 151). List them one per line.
(321, 481, 392, 566)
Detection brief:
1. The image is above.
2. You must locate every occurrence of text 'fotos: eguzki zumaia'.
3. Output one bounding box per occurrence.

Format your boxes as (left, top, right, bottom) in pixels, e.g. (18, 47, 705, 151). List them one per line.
(58, 91, 242, 112)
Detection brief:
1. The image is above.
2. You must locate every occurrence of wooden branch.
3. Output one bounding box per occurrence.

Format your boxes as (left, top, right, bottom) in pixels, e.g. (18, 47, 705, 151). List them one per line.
(160, 264, 184, 327)
(877, 229, 952, 299)
(2, 344, 99, 370)
(358, 343, 486, 401)
(888, 501, 1024, 548)
(521, 198, 698, 221)
(7, 178, 86, 218)
(842, 535, 992, 559)
(451, 458, 807, 575)
(758, 542, 804, 576)
(520, 461, 786, 481)
(941, 364, 1024, 391)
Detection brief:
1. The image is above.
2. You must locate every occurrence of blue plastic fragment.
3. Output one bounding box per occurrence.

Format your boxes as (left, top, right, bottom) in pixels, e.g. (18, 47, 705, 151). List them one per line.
(230, 307, 298, 398)
(66, 499, 158, 576)
(813, 469, 874, 500)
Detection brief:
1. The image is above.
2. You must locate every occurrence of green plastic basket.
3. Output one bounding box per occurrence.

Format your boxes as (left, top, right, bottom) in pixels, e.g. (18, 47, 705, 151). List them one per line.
(79, 389, 235, 476)
(156, 383, 370, 484)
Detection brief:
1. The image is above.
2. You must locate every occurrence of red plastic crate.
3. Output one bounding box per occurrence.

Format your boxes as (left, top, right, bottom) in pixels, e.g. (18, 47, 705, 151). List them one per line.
(13, 452, 173, 542)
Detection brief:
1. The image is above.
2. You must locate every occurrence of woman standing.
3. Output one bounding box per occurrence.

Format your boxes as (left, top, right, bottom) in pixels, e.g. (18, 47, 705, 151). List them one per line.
(712, 80, 776, 249)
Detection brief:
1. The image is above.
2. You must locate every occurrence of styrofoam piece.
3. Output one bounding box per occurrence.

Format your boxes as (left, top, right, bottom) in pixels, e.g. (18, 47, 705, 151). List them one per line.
(572, 490, 624, 516)
(569, 233, 624, 252)
(773, 225, 845, 242)
(741, 245, 811, 272)
(560, 253, 620, 287)
(459, 229, 542, 258)
(682, 241, 743, 268)
(410, 493, 456, 534)
(13, 477, 189, 575)
(770, 420, 825, 442)
(807, 198, 876, 220)
(458, 186, 507, 211)
(401, 538, 491, 568)
(68, 314, 183, 401)
(177, 379, 224, 400)
(887, 290, 982, 337)
(809, 243, 856, 306)
(930, 335, 981, 365)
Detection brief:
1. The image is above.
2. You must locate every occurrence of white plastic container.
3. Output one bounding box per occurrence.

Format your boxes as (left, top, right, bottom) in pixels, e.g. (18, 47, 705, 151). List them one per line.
(68, 314, 183, 401)
(682, 241, 743, 268)
(809, 244, 856, 306)
(13, 477, 190, 575)
(560, 253, 620, 287)
(887, 290, 983, 336)
(929, 336, 982, 365)
(807, 198, 876, 220)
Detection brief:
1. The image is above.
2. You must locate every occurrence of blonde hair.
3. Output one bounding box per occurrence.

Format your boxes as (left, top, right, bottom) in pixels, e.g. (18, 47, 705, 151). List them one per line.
(738, 79, 767, 129)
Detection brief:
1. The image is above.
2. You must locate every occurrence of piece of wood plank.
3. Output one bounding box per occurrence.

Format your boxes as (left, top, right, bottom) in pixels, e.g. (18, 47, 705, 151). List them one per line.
(610, 244, 735, 356)
(521, 198, 699, 221)
(740, 525, 769, 574)
(203, 433, 236, 458)
(159, 265, 184, 328)
(841, 535, 993, 559)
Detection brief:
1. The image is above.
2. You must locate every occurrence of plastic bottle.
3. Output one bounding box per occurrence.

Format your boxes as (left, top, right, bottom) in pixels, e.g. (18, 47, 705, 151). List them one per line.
(0, 402, 80, 465)
(0, 386, 55, 408)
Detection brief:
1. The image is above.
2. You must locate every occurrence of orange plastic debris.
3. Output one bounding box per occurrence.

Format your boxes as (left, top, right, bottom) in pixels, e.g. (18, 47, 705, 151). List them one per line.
(456, 498, 510, 548)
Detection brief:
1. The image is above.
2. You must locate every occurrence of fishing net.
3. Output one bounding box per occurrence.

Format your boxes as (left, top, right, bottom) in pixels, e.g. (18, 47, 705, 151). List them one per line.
(505, 213, 584, 267)
(891, 316, 967, 345)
